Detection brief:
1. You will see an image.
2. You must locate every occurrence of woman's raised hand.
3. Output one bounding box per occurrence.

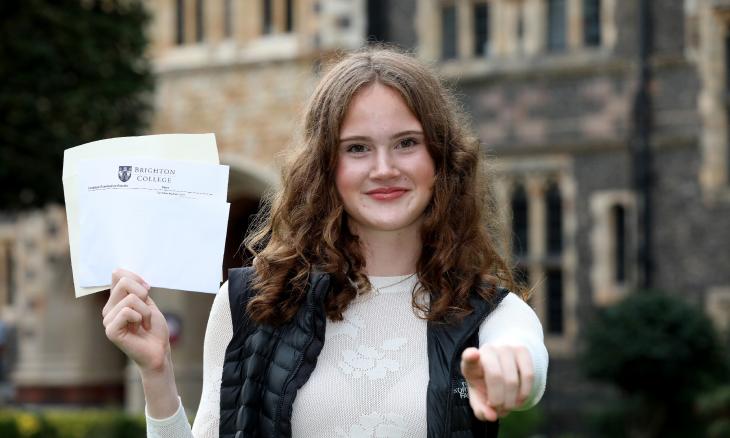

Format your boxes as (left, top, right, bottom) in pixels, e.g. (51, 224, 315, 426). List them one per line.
(102, 269, 181, 418)
(102, 269, 170, 372)
(460, 345, 535, 421)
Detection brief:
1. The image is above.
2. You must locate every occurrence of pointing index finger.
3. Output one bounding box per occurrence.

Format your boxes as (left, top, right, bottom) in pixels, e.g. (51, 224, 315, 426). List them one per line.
(461, 347, 484, 383)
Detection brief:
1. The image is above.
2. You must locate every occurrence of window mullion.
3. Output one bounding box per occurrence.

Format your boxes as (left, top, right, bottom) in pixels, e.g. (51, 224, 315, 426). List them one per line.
(457, 0, 474, 59)
(185, 0, 196, 44)
(566, 0, 582, 50)
(273, 0, 285, 34)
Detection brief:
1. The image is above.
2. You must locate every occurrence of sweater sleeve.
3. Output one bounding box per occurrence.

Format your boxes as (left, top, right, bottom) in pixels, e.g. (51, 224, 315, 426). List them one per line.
(477, 293, 549, 411)
(145, 281, 233, 438)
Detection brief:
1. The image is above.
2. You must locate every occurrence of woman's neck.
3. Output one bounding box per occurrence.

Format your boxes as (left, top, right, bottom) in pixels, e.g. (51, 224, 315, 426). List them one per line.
(351, 225, 422, 276)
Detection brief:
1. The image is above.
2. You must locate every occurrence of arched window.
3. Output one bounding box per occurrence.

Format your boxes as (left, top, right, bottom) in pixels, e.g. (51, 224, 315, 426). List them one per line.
(499, 169, 576, 348)
(546, 0, 566, 52)
(611, 204, 626, 283)
(1, 240, 15, 306)
(545, 181, 564, 334)
(367, 0, 389, 42)
(261, 0, 295, 35)
(474, 2, 490, 56)
(175, 0, 185, 45)
(262, 0, 273, 34)
(589, 191, 635, 306)
(285, 0, 294, 32)
(546, 268, 564, 334)
(546, 182, 562, 255)
(511, 184, 529, 257)
(195, 0, 205, 42)
(441, 3, 457, 60)
(583, 0, 601, 46)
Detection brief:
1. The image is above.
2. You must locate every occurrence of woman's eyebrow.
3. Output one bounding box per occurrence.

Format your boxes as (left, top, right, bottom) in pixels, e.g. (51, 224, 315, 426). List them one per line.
(339, 130, 424, 143)
(392, 130, 424, 139)
(339, 135, 370, 143)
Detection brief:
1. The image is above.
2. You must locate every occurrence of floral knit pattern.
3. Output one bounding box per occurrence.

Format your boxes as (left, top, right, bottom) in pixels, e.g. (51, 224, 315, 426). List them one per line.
(291, 275, 428, 437)
(144, 277, 549, 438)
(335, 411, 409, 438)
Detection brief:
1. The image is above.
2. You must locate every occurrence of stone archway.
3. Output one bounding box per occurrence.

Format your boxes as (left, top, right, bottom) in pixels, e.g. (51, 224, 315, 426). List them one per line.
(220, 154, 280, 281)
(222, 153, 280, 200)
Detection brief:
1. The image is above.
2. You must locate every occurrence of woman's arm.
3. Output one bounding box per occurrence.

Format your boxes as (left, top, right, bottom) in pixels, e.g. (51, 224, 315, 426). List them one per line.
(461, 292, 549, 420)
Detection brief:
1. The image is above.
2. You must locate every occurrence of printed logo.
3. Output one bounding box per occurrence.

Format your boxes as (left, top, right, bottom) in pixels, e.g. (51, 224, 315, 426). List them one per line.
(453, 379, 469, 399)
(118, 166, 132, 182)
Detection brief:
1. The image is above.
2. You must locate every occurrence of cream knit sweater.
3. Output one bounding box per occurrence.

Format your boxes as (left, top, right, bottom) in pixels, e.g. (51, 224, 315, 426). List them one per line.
(146, 275, 548, 438)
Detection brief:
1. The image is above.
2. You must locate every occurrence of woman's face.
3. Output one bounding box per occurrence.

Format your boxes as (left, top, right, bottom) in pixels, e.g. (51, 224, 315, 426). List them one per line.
(335, 83, 436, 236)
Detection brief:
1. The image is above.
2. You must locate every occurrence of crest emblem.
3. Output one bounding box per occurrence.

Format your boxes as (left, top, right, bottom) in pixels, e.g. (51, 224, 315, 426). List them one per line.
(118, 166, 132, 182)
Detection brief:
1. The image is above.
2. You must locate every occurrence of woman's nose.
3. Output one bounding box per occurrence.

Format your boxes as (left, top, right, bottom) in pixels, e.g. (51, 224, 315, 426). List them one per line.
(370, 149, 399, 179)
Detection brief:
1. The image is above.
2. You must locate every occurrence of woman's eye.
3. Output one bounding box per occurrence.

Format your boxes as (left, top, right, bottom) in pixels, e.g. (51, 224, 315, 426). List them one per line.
(346, 144, 368, 153)
(397, 138, 418, 149)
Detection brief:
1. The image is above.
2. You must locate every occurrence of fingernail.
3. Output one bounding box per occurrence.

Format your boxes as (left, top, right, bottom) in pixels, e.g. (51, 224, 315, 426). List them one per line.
(143, 282, 151, 290)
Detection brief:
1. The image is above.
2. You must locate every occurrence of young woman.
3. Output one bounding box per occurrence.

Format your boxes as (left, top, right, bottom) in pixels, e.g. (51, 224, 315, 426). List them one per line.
(102, 48, 548, 438)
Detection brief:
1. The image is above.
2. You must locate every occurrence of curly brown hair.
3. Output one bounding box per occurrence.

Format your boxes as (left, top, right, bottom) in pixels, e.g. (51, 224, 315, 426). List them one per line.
(244, 47, 519, 325)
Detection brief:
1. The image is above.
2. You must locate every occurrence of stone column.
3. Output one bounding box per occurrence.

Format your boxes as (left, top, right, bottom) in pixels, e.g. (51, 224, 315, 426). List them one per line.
(416, 0, 440, 61)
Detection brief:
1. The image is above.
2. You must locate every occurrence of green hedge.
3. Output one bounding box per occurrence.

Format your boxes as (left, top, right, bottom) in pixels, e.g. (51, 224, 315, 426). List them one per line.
(0, 410, 145, 438)
(499, 405, 544, 438)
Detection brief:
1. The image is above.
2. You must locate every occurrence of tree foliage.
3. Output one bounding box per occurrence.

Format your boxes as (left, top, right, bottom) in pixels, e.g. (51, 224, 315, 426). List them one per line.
(698, 384, 730, 438)
(0, 0, 153, 210)
(580, 291, 729, 437)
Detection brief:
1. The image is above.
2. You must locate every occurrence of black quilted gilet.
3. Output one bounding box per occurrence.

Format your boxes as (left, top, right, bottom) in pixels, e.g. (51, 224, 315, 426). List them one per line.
(219, 267, 506, 437)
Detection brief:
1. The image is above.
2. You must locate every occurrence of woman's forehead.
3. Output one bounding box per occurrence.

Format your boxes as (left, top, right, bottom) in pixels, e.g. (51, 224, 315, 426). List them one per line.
(339, 84, 421, 137)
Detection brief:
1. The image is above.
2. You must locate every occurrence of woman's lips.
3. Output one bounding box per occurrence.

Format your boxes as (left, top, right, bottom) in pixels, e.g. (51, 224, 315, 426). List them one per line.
(366, 188, 408, 200)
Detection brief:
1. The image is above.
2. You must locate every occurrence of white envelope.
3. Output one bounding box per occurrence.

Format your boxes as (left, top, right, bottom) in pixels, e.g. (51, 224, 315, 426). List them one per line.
(62, 133, 223, 297)
(77, 194, 230, 293)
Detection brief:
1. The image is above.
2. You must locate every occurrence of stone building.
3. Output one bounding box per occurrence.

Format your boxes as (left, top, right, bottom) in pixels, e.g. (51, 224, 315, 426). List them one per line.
(405, 0, 730, 432)
(1, 0, 730, 433)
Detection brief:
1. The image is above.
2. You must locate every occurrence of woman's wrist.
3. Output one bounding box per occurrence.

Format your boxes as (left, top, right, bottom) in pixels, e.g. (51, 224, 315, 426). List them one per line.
(140, 352, 181, 419)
